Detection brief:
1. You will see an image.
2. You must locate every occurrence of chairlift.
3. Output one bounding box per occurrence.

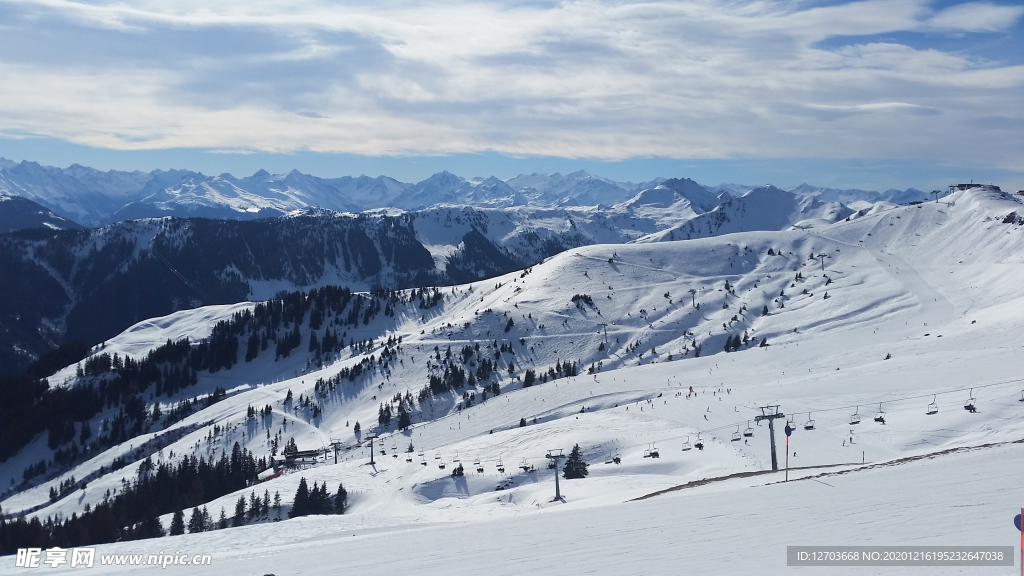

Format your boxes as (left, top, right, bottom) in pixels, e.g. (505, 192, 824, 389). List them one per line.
(743, 421, 754, 437)
(473, 456, 481, 465)
(643, 443, 660, 458)
(434, 451, 441, 459)
(730, 426, 742, 442)
(476, 465, 485, 474)
(804, 413, 815, 430)
(438, 460, 446, 470)
(964, 388, 977, 412)
(453, 453, 461, 463)
(497, 458, 505, 473)
(420, 456, 428, 466)
(926, 395, 938, 415)
(682, 436, 692, 451)
(850, 406, 861, 425)
(406, 454, 413, 463)
(612, 450, 621, 464)
(1019, 390, 1024, 403)
(874, 403, 886, 423)
(520, 457, 531, 472)
(694, 433, 705, 451)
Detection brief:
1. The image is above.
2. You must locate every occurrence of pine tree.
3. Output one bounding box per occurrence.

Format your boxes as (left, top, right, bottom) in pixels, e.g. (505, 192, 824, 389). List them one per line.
(519, 417, 527, 427)
(187, 507, 205, 533)
(233, 495, 246, 527)
(563, 444, 589, 479)
(290, 477, 310, 518)
(169, 509, 185, 535)
(218, 507, 228, 530)
(761, 305, 769, 316)
(334, 482, 348, 514)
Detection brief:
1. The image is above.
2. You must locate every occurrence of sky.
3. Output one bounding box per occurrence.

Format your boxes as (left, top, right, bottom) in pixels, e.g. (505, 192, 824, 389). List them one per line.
(0, 0, 1021, 192)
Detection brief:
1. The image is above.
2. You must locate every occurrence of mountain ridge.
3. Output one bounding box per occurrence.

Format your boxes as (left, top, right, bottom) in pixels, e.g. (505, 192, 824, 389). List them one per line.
(0, 157, 928, 227)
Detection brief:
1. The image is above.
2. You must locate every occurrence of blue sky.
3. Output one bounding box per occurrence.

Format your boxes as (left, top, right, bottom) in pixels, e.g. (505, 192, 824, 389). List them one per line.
(0, 0, 1021, 192)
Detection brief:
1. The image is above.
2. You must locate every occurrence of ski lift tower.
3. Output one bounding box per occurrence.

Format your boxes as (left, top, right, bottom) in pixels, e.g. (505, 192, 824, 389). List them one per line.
(754, 405, 785, 471)
(329, 439, 345, 464)
(364, 434, 379, 466)
(816, 253, 830, 272)
(546, 449, 567, 501)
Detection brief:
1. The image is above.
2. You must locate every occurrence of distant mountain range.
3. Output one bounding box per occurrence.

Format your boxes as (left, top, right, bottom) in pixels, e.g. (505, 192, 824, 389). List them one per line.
(0, 158, 927, 229)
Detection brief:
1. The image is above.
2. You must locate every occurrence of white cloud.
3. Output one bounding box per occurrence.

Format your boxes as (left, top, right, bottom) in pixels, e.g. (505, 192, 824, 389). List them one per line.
(0, 0, 1021, 168)
(927, 1, 1024, 33)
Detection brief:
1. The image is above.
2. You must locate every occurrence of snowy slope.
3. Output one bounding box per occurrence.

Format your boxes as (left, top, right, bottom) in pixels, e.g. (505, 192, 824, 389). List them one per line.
(3, 187, 1022, 574)
(0, 195, 83, 233)
(640, 185, 855, 242)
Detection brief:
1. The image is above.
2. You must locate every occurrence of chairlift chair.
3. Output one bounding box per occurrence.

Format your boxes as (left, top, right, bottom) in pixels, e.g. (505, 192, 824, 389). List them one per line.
(850, 406, 861, 425)
(682, 436, 692, 451)
(743, 421, 754, 437)
(420, 456, 428, 466)
(804, 413, 815, 430)
(731, 426, 742, 442)
(964, 388, 977, 412)
(1019, 390, 1024, 403)
(497, 458, 505, 473)
(874, 403, 886, 423)
(406, 455, 413, 463)
(438, 460, 446, 470)
(612, 450, 621, 464)
(694, 433, 705, 451)
(926, 395, 938, 415)
(520, 457, 531, 472)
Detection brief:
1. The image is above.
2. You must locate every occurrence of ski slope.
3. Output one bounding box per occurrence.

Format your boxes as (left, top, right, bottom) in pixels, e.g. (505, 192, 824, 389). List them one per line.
(3, 187, 1024, 575)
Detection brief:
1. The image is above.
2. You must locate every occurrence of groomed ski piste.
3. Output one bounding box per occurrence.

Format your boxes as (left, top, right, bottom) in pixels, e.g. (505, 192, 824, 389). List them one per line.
(3, 187, 1024, 575)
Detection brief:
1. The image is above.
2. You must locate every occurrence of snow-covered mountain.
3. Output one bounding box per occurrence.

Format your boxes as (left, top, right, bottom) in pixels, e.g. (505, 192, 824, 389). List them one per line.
(786, 182, 928, 204)
(640, 185, 855, 242)
(1, 186, 1022, 575)
(1, 180, 887, 371)
(0, 194, 82, 233)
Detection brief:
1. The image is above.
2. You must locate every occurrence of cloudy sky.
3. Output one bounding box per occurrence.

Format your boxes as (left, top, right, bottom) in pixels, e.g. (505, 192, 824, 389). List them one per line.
(0, 0, 1021, 190)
